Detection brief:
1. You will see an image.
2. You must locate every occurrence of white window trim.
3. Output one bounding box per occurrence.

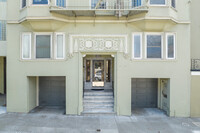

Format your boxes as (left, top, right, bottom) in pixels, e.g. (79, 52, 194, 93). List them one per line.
(21, 33, 32, 60)
(149, 0, 167, 6)
(166, 33, 176, 60)
(55, 33, 65, 59)
(32, 0, 50, 6)
(132, 33, 142, 59)
(34, 32, 53, 59)
(145, 33, 163, 59)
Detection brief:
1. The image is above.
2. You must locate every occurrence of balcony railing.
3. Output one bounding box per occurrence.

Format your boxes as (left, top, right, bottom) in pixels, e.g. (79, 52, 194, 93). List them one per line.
(191, 59, 200, 71)
(49, 0, 148, 17)
(53, 0, 147, 10)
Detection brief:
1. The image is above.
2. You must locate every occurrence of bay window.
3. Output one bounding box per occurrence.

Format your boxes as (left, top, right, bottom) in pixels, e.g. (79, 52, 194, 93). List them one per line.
(146, 34, 162, 59)
(21, 0, 26, 8)
(0, 20, 6, 41)
(132, 0, 141, 7)
(22, 33, 31, 59)
(35, 34, 52, 59)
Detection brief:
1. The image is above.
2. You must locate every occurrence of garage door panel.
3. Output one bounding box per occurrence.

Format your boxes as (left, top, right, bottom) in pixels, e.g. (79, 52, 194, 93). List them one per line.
(132, 78, 158, 108)
(39, 77, 65, 106)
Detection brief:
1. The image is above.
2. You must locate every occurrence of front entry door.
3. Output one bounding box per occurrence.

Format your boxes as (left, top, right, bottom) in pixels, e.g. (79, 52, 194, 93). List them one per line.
(93, 60, 104, 87)
(84, 57, 113, 90)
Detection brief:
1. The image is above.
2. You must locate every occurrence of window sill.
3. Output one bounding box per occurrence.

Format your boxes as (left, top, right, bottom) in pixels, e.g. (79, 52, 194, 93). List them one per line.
(19, 59, 67, 62)
(20, 6, 27, 12)
(131, 59, 177, 62)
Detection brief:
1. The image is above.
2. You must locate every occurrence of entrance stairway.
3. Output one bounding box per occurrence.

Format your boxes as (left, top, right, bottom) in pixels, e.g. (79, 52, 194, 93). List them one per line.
(82, 89, 114, 114)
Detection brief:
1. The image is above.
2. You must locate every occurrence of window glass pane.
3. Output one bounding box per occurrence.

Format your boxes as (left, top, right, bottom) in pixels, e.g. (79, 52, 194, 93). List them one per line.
(0, 21, 6, 41)
(33, 0, 48, 4)
(36, 35, 51, 58)
(147, 35, 162, 58)
(167, 35, 174, 58)
(57, 0, 65, 7)
(150, 0, 165, 5)
(134, 35, 141, 58)
(86, 60, 91, 82)
(132, 0, 141, 7)
(22, 34, 31, 59)
(91, 0, 106, 9)
(0, 22, 2, 41)
(171, 0, 175, 8)
(57, 35, 64, 58)
(22, 0, 26, 8)
(106, 60, 111, 82)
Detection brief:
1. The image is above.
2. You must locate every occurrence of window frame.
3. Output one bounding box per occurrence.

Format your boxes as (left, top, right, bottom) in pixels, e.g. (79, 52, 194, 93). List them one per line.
(55, 33, 65, 59)
(132, 33, 142, 59)
(32, 0, 50, 5)
(166, 33, 176, 60)
(145, 33, 163, 59)
(21, 33, 32, 60)
(34, 33, 53, 60)
(149, 0, 167, 6)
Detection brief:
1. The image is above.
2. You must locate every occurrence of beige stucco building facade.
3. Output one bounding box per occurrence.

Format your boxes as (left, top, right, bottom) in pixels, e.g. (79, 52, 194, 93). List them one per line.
(0, 0, 198, 117)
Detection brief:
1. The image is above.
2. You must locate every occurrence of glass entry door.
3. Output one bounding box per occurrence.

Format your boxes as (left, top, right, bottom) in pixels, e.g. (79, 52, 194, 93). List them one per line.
(92, 60, 104, 87)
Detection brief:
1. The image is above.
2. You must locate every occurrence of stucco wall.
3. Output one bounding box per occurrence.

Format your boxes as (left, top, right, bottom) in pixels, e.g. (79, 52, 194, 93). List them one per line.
(6, 22, 191, 116)
(191, 75, 200, 117)
(191, 0, 200, 59)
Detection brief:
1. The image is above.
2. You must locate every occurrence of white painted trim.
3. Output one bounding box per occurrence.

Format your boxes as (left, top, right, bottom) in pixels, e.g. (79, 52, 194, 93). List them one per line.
(145, 32, 164, 59)
(21, 32, 32, 60)
(166, 33, 176, 59)
(191, 72, 200, 76)
(55, 32, 65, 59)
(34, 32, 53, 59)
(132, 33, 142, 59)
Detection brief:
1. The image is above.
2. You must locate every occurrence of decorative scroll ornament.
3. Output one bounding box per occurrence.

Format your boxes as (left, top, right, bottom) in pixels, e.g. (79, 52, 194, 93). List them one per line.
(69, 35, 128, 57)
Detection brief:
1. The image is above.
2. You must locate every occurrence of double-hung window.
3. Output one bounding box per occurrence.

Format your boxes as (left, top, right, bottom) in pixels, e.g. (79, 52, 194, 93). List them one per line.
(35, 34, 52, 59)
(33, 0, 48, 4)
(22, 33, 31, 59)
(132, 33, 142, 59)
(0, 20, 6, 41)
(56, 0, 66, 7)
(150, 0, 166, 5)
(55, 33, 65, 59)
(146, 34, 163, 59)
(166, 33, 175, 59)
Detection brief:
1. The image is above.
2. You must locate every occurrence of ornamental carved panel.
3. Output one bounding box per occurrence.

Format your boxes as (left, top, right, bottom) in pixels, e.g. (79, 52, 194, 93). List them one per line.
(69, 35, 128, 56)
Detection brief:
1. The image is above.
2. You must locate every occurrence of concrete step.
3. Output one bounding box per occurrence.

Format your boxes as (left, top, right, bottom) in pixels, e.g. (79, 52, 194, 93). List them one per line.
(84, 92, 113, 96)
(83, 108, 114, 113)
(84, 105, 114, 109)
(83, 103, 114, 107)
(84, 95, 114, 99)
(83, 97, 114, 100)
(83, 99, 114, 103)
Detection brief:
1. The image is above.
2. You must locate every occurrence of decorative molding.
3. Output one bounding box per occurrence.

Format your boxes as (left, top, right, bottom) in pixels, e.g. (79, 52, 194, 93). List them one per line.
(69, 34, 128, 56)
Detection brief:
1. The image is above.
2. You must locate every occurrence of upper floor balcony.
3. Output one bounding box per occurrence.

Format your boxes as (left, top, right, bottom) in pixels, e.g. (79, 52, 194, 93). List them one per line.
(20, 0, 178, 18)
(49, 0, 149, 17)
